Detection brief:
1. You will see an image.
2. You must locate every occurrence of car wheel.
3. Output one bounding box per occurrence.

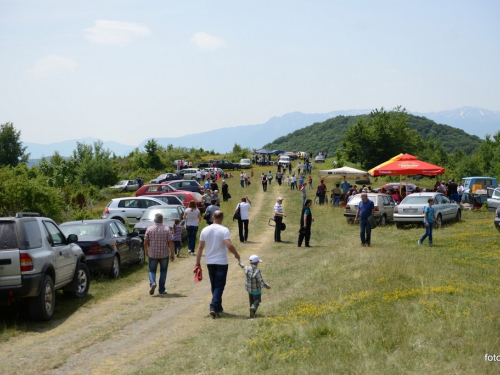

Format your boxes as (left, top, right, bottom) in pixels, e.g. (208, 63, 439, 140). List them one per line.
(29, 274, 55, 321)
(455, 210, 461, 222)
(191, 177, 196, 180)
(137, 245, 145, 264)
(65, 263, 90, 298)
(109, 255, 121, 279)
(435, 214, 443, 229)
(379, 214, 387, 226)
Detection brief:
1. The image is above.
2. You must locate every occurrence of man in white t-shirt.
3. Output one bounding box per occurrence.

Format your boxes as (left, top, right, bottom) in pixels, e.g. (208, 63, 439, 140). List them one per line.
(195, 211, 241, 318)
(235, 196, 251, 242)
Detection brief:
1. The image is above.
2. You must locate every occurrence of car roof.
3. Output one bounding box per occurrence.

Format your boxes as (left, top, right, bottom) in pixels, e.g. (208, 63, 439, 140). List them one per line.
(143, 204, 184, 211)
(61, 219, 122, 225)
(111, 197, 166, 203)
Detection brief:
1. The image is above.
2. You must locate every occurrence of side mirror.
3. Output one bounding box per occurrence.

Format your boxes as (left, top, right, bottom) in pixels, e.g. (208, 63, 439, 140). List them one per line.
(67, 233, 78, 244)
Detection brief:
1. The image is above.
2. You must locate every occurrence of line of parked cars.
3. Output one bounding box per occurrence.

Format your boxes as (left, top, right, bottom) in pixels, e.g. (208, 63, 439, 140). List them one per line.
(344, 192, 462, 229)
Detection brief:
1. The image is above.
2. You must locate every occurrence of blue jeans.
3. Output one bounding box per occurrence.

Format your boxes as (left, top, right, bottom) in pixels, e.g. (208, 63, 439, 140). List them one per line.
(207, 264, 228, 313)
(148, 257, 169, 293)
(240, 180, 245, 188)
(334, 195, 341, 206)
(359, 217, 371, 245)
(420, 222, 433, 244)
(187, 226, 198, 252)
(302, 195, 306, 206)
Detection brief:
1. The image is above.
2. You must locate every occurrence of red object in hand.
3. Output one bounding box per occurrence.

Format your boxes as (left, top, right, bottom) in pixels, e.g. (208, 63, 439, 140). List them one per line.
(193, 265, 203, 283)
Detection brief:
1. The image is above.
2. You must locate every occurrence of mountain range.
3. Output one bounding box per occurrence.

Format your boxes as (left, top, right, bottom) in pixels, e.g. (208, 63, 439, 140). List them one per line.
(24, 106, 500, 159)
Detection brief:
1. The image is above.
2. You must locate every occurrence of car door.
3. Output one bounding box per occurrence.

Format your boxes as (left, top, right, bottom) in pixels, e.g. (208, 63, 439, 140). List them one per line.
(43, 220, 75, 287)
(109, 221, 130, 263)
(440, 194, 454, 220)
(118, 199, 145, 225)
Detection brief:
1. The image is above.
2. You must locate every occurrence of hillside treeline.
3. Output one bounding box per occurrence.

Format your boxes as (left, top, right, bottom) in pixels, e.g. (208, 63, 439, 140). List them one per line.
(264, 106, 498, 179)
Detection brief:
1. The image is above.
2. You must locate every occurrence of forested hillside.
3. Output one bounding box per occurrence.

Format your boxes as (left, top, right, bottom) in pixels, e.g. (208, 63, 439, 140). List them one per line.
(263, 113, 482, 155)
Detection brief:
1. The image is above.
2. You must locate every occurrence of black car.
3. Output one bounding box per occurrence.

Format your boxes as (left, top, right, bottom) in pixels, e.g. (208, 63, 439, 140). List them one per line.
(150, 173, 183, 184)
(133, 205, 187, 240)
(60, 219, 144, 279)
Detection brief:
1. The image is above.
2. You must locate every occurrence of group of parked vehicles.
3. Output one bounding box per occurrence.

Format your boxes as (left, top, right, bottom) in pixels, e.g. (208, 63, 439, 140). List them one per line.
(344, 176, 500, 231)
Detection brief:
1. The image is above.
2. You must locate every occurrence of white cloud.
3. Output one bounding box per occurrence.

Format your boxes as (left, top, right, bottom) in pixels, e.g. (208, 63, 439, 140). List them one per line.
(85, 20, 151, 45)
(191, 32, 227, 51)
(27, 55, 78, 77)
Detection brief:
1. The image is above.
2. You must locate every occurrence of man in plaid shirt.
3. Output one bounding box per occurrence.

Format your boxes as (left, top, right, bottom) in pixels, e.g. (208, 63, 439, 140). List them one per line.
(144, 213, 175, 295)
(238, 254, 271, 318)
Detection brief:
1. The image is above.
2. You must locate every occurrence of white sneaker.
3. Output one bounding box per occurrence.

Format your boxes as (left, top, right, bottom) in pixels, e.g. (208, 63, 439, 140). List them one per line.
(417, 240, 422, 246)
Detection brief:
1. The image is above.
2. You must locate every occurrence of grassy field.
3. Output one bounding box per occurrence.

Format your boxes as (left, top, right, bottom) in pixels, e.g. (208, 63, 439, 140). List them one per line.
(2, 162, 500, 374)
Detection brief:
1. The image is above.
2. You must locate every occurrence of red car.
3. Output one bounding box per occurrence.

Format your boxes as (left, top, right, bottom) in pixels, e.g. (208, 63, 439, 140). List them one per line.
(135, 184, 177, 197)
(161, 191, 206, 213)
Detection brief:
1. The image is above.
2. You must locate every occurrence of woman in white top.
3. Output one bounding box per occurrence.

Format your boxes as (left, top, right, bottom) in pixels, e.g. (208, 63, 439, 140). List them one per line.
(234, 196, 251, 243)
(183, 200, 202, 255)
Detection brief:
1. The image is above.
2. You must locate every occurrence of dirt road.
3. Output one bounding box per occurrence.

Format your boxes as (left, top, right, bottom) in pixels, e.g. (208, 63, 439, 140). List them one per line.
(0, 191, 273, 375)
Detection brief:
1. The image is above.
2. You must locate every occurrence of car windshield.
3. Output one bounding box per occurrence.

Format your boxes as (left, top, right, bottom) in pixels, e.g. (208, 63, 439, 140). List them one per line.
(142, 208, 179, 221)
(115, 180, 127, 186)
(157, 174, 168, 179)
(401, 196, 432, 205)
(241, 159, 250, 163)
(61, 224, 104, 238)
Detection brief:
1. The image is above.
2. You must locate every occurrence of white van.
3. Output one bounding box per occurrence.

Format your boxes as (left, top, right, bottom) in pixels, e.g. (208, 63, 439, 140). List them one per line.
(279, 155, 290, 166)
(239, 159, 251, 169)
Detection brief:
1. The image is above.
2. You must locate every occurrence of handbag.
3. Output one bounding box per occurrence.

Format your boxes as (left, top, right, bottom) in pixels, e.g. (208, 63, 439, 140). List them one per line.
(204, 210, 211, 222)
(233, 204, 241, 221)
(368, 215, 378, 229)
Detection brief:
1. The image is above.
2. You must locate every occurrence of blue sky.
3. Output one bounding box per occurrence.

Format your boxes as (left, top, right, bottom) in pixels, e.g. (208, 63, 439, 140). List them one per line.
(1, 0, 499, 145)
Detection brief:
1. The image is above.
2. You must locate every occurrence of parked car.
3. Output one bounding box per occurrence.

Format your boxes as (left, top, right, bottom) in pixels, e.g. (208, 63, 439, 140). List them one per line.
(344, 193, 397, 225)
(108, 180, 140, 192)
(393, 192, 461, 228)
(487, 187, 500, 212)
(144, 194, 184, 206)
(461, 176, 498, 193)
(197, 159, 240, 170)
(494, 206, 500, 232)
(314, 153, 325, 163)
(0, 212, 89, 321)
(150, 173, 182, 184)
(136, 184, 177, 197)
(179, 168, 199, 180)
(60, 219, 144, 279)
(285, 152, 299, 160)
(102, 197, 167, 225)
(278, 155, 290, 167)
(376, 183, 418, 194)
(164, 180, 204, 193)
(133, 205, 186, 240)
(161, 191, 206, 213)
(239, 159, 252, 169)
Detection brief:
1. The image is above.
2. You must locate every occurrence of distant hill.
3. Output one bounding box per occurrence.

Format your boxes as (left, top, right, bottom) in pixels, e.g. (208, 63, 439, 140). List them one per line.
(263, 114, 483, 155)
(23, 107, 496, 159)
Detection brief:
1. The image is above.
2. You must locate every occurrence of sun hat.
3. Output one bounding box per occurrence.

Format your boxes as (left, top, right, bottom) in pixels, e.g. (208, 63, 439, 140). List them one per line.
(249, 255, 262, 263)
(277, 197, 284, 201)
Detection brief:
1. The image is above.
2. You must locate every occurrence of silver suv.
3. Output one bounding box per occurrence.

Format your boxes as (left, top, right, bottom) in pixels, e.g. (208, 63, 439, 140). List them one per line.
(0, 212, 90, 321)
(344, 193, 397, 225)
(102, 197, 167, 225)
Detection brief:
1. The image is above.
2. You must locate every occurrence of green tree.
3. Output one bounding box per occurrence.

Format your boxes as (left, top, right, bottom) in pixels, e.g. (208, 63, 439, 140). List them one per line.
(0, 122, 30, 167)
(342, 107, 423, 169)
(144, 139, 164, 170)
(71, 141, 117, 188)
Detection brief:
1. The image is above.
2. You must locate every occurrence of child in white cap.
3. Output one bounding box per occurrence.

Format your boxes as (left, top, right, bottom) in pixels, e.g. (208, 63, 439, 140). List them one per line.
(238, 254, 271, 318)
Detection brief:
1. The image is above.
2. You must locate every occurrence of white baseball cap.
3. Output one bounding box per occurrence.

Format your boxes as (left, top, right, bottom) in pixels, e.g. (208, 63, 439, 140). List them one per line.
(277, 197, 284, 201)
(249, 254, 262, 263)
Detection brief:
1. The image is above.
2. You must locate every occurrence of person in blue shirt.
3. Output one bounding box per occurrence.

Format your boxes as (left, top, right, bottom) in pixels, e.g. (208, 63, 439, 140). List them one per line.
(418, 197, 436, 246)
(341, 180, 351, 194)
(354, 193, 375, 246)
